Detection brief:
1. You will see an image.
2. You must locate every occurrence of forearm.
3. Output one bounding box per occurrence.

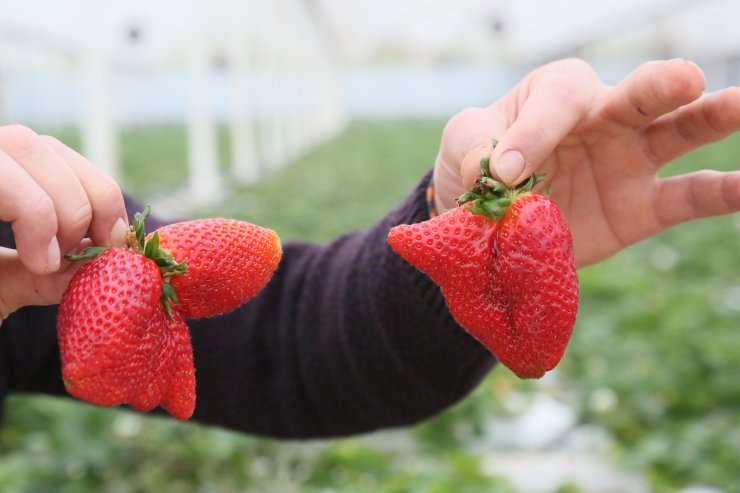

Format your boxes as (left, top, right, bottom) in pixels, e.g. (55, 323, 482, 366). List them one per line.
(187, 171, 494, 438)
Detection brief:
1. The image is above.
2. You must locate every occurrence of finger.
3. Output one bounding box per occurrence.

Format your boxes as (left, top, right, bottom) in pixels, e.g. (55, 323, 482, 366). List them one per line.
(643, 87, 740, 165)
(460, 144, 495, 189)
(0, 125, 91, 258)
(41, 135, 128, 247)
(438, 107, 506, 168)
(654, 170, 740, 229)
(434, 106, 508, 211)
(599, 59, 706, 128)
(0, 150, 60, 274)
(490, 59, 599, 185)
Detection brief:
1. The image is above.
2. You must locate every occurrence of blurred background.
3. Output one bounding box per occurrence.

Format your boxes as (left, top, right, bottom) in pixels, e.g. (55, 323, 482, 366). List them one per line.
(0, 0, 739, 492)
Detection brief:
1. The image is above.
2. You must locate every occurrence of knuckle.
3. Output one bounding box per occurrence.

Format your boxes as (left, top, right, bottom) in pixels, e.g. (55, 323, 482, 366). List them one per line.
(94, 179, 125, 213)
(675, 119, 700, 147)
(544, 58, 599, 109)
(700, 99, 727, 135)
(38, 134, 65, 150)
(31, 193, 57, 223)
(688, 170, 720, 208)
(0, 124, 37, 141)
(68, 202, 94, 234)
(637, 60, 662, 74)
(547, 73, 593, 114)
(553, 57, 594, 76)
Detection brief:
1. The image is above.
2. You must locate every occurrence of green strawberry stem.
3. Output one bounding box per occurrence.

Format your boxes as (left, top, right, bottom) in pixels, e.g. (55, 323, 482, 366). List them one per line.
(64, 205, 187, 319)
(132, 206, 188, 319)
(457, 139, 545, 220)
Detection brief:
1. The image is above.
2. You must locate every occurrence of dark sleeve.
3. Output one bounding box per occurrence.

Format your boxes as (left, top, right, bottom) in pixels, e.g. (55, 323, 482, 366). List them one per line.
(0, 171, 495, 439)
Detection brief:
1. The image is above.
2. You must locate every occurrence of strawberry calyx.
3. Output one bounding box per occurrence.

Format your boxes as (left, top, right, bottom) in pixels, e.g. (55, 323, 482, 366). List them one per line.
(131, 206, 188, 319)
(457, 139, 546, 220)
(64, 206, 187, 319)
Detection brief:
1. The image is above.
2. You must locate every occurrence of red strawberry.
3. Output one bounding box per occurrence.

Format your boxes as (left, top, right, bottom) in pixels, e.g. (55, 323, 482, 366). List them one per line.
(57, 207, 281, 419)
(57, 247, 196, 418)
(151, 218, 282, 318)
(388, 160, 578, 379)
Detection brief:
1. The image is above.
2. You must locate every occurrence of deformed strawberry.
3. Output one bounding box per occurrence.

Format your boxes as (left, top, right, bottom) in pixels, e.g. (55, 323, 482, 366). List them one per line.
(57, 207, 281, 419)
(388, 149, 578, 379)
(58, 247, 171, 410)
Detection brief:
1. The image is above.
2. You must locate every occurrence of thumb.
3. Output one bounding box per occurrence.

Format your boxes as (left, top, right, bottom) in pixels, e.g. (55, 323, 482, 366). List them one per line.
(0, 243, 90, 322)
(490, 145, 527, 187)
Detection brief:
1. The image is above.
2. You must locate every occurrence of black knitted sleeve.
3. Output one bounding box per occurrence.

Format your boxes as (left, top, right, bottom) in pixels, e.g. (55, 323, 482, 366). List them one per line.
(0, 171, 495, 439)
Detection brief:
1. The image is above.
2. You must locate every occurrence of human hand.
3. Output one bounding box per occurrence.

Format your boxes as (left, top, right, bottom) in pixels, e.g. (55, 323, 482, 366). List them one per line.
(433, 58, 740, 268)
(0, 125, 128, 323)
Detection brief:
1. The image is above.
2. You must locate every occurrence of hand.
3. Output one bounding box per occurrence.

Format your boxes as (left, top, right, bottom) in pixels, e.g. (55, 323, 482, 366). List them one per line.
(433, 58, 740, 267)
(0, 125, 128, 322)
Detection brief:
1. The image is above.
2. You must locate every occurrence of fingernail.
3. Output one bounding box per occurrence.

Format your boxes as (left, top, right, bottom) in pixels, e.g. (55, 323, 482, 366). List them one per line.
(108, 217, 128, 247)
(495, 150, 525, 186)
(46, 236, 61, 272)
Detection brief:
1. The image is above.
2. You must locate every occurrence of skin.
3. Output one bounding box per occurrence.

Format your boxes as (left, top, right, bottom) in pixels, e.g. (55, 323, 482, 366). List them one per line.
(434, 58, 740, 268)
(1, 58, 739, 320)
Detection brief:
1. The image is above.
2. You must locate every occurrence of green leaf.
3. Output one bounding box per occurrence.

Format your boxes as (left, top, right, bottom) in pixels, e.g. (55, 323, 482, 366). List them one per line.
(531, 173, 546, 187)
(133, 205, 151, 227)
(132, 205, 151, 252)
(458, 191, 477, 204)
(465, 204, 486, 216)
(136, 225, 145, 252)
(520, 175, 535, 190)
(154, 256, 171, 268)
(514, 173, 547, 193)
(162, 282, 179, 305)
(153, 249, 174, 265)
(64, 246, 108, 261)
(160, 297, 174, 320)
(173, 259, 188, 276)
(144, 231, 160, 259)
(479, 156, 491, 177)
(159, 282, 179, 320)
(465, 198, 499, 219)
(481, 201, 506, 218)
